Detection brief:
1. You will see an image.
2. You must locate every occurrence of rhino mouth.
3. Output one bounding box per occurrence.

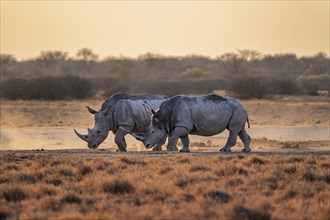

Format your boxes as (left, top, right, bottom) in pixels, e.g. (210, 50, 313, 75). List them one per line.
(145, 143, 156, 149)
(88, 144, 99, 149)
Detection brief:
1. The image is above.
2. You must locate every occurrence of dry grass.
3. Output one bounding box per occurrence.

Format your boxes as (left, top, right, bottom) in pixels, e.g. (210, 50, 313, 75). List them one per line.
(0, 153, 329, 219)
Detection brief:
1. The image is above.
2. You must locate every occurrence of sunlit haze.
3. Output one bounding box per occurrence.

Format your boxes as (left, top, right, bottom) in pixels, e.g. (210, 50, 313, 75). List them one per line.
(1, 1, 329, 59)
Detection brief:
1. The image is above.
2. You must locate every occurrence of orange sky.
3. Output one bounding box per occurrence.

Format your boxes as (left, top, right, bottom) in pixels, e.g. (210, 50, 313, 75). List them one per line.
(1, 1, 329, 59)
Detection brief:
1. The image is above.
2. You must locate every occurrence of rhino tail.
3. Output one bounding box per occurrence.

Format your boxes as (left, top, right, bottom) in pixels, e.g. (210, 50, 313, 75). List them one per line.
(247, 116, 250, 129)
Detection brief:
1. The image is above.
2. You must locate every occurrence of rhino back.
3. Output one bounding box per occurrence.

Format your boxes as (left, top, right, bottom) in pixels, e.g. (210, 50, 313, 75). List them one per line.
(161, 95, 235, 135)
(188, 96, 233, 135)
(101, 93, 166, 110)
(114, 99, 164, 132)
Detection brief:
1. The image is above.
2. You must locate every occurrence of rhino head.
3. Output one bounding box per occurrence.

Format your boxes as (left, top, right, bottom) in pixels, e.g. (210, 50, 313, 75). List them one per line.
(127, 109, 167, 149)
(74, 106, 111, 149)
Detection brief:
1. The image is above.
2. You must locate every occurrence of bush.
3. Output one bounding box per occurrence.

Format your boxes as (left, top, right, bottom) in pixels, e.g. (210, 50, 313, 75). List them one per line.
(297, 74, 330, 95)
(269, 78, 298, 95)
(102, 76, 129, 97)
(0, 75, 92, 100)
(229, 76, 270, 99)
(145, 79, 226, 96)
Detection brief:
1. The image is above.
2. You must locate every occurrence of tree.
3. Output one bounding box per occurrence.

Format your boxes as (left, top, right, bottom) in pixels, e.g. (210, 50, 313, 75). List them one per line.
(35, 50, 68, 70)
(219, 52, 247, 75)
(0, 54, 16, 77)
(0, 54, 16, 63)
(238, 50, 263, 61)
(76, 48, 98, 61)
(37, 51, 68, 62)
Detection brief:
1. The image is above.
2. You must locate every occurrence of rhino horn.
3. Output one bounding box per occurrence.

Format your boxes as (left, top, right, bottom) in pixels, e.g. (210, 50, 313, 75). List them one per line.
(121, 128, 145, 142)
(74, 129, 88, 142)
(130, 132, 145, 142)
(87, 106, 97, 114)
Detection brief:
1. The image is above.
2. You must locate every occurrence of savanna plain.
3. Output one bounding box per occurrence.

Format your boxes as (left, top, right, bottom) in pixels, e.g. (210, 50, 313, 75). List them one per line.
(0, 96, 329, 219)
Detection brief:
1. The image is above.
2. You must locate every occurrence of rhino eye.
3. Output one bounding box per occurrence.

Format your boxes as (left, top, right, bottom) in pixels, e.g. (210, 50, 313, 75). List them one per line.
(151, 130, 154, 133)
(97, 131, 101, 134)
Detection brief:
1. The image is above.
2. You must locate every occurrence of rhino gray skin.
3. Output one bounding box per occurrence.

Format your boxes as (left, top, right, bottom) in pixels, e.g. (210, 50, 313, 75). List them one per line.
(128, 94, 251, 153)
(74, 93, 167, 152)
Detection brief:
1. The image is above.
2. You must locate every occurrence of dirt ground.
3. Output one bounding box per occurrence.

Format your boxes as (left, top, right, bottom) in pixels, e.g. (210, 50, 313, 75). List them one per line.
(0, 95, 329, 151)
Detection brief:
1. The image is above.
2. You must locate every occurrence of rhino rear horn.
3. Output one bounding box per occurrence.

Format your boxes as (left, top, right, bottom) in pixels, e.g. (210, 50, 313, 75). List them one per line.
(87, 106, 97, 114)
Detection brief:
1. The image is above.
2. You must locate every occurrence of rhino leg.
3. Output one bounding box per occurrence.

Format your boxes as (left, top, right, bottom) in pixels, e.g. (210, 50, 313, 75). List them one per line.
(179, 135, 190, 153)
(167, 127, 189, 152)
(220, 107, 247, 153)
(114, 127, 129, 152)
(220, 131, 238, 152)
(152, 135, 167, 151)
(239, 128, 251, 152)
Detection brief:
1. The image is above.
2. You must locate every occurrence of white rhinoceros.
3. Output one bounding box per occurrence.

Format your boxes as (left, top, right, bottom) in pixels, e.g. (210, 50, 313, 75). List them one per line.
(74, 93, 167, 152)
(128, 94, 251, 153)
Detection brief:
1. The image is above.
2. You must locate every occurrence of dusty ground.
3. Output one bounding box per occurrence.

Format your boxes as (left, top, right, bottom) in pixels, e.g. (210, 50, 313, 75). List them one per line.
(1, 95, 329, 128)
(0, 96, 329, 151)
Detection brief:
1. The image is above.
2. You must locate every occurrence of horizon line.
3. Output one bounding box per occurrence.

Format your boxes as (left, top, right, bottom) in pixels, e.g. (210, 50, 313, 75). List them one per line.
(1, 49, 329, 61)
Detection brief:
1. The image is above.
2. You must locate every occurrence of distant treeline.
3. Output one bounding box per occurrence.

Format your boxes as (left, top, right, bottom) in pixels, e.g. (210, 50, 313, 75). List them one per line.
(0, 48, 329, 99)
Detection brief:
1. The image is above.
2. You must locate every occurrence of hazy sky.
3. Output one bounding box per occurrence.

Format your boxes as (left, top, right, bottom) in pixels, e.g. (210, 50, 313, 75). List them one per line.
(1, 1, 329, 59)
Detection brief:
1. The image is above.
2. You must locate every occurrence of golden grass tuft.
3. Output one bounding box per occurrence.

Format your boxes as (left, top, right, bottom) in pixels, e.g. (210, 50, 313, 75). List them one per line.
(103, 180, 135, 194)
(60, 194, 82, 204)
(3, 187, 27, 202)
(204, 190, 231, 203)
(227, 205, 271, 220)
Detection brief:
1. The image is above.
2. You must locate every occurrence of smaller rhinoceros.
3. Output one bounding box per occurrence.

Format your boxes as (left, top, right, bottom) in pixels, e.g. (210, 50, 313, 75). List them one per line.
(74, 93, 167, 151)
(127, 94, 251, 153)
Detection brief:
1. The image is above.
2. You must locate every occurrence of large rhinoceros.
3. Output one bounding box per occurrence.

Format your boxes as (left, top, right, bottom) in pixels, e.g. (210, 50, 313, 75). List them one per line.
(128, 94, 251, 153)
(74, 93, 167, 152)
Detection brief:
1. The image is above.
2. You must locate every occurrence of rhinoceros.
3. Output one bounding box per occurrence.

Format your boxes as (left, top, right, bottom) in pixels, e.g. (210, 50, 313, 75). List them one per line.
(128, 94, 251, 153)
(74, 93, 167, 151)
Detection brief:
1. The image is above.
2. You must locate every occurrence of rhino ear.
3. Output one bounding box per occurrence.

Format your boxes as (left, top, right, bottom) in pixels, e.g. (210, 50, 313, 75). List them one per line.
(87, 106, 97, 114)
(151, 109, 156, 115)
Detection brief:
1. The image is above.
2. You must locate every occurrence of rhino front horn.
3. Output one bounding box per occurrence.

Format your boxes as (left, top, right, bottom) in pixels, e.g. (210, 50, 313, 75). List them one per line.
(126, 130, 145, 142)
(74, 129, 88, 142)
(119, 127, 145, 142)
(131, 133, 145, 142)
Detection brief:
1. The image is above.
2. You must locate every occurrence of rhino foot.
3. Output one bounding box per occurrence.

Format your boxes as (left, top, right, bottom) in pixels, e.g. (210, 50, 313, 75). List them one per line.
(152, 146, 162, 151)
(116, 148, 127, 152)
(242, 147, 251, 153)
(167, 146, 179, 152)
(220, 147, 232, 153)
(179, 148, 190, 153)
